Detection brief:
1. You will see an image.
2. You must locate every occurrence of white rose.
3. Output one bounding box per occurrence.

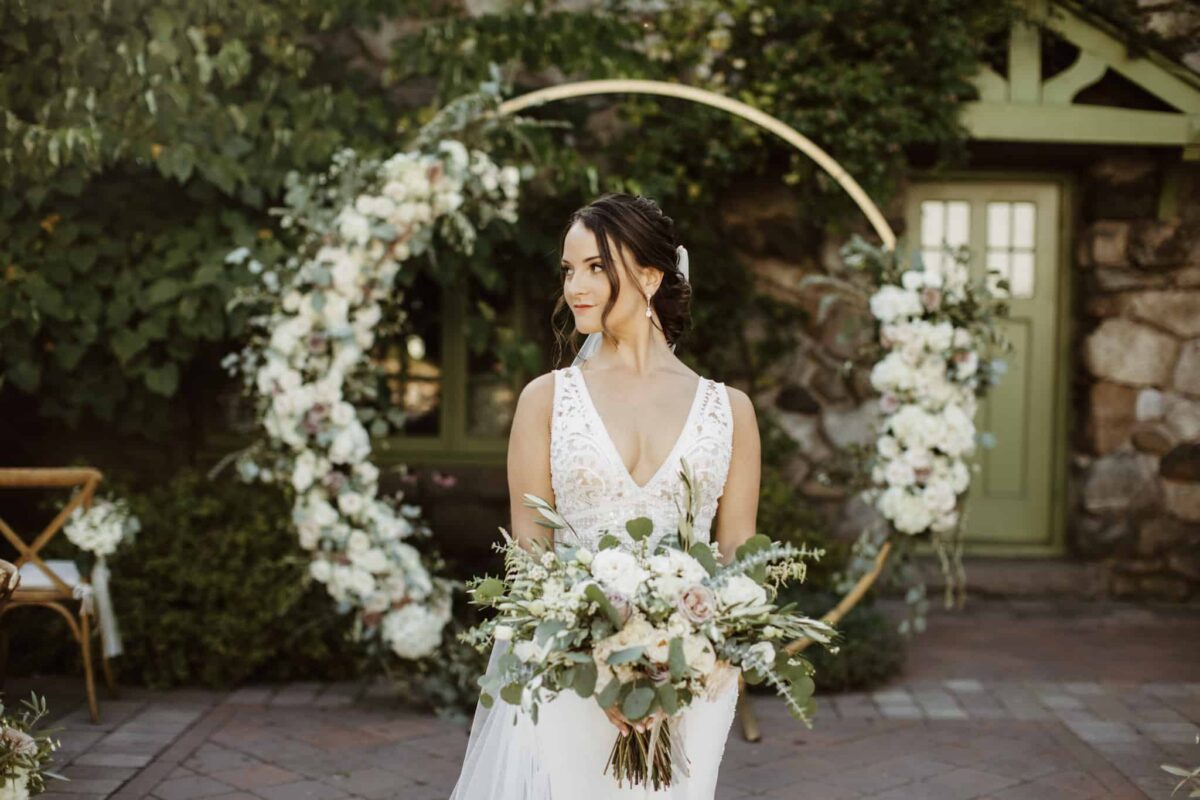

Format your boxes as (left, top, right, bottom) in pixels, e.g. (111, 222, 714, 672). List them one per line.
(354, 461, 380, 486)
(877, 436, 901, 459)
(718, 575, 767, 610)
(869, 285, 923, 323)
(355, 548, 389, 573)
(292, 455, 316, 493)
(746, 641, 776, 667)
(329, 423, 370, 464)
(383, 601, 449, 660)
(336, 491, 362, 515)
(922, 480, 957, 514)
(349, 567, 376, 597)
(323, 293, 351, 329)
(331, 255, 360, 298)
(493, 624, 514, 641)
(347, 530, 371, 554)
(683, 634, 717, 675)
(309, 497, 338, 527)
(331, 402, 357, 427)
(884, 458, 916, 488)
(337, 209, 371, 245)
(591, 550, 646, 598)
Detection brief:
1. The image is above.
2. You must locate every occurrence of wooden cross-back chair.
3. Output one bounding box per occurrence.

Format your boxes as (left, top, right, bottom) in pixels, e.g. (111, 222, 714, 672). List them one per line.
(0, 468, 119, 723)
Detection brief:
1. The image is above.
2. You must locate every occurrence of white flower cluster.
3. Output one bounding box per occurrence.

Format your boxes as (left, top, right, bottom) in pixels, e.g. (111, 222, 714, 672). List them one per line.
(63, 498, 140, 558)
(866, 260, 981, 535)
(231, 140, 521, 660)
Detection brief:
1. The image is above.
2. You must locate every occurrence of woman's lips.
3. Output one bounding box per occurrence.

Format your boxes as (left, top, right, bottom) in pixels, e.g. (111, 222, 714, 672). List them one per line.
(573, 304, 594, 311)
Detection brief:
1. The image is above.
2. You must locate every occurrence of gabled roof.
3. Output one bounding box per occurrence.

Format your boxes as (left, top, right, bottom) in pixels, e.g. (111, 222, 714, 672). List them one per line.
(964, 0, 1200, 158)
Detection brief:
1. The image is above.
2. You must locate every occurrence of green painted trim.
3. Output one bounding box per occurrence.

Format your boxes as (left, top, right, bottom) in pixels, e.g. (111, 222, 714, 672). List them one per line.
(963, 102, 1198, 147)
(971, 65, 1008, 103)
(1049, 1, 1200, 108)
(1041, 51, 1107, 104)
(963, 1, 1200, 152)
(903, 169, 1075, 559)
(1009, 14, 1043, 103)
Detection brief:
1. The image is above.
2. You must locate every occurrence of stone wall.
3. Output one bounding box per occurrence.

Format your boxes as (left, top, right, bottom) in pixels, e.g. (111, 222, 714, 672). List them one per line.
(1075, 161, 1200, 601)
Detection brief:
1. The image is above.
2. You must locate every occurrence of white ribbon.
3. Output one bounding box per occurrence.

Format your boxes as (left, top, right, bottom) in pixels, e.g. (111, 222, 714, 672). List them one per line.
(72, 581, 95, 615)
(90, 557, 124, 658)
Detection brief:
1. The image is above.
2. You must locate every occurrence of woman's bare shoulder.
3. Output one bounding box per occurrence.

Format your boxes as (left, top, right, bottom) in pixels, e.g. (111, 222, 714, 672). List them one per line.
(511, 370, 559, 431)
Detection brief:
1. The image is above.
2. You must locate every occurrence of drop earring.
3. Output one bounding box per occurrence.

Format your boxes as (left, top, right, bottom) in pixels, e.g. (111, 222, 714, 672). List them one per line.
(645, 297, 653, 318)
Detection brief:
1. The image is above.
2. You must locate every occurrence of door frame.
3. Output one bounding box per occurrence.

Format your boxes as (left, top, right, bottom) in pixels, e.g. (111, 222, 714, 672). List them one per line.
(903, 169, 1076, 557)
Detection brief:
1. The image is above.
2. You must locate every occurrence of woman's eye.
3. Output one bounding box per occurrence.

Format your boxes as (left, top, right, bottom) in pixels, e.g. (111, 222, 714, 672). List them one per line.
(560, 264, 603, 277)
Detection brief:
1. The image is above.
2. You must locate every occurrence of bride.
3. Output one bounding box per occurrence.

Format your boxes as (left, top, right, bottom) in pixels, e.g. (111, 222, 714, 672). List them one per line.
(450, 192, 761, 799)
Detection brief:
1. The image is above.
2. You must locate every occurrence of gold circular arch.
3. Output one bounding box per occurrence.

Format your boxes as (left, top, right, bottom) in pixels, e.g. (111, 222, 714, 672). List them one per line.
(496, 78, 896, 249)
(495, 79, 895, 742)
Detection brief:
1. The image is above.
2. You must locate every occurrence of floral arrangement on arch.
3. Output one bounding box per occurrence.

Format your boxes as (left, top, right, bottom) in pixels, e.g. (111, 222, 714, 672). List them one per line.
(223, 84, 532, 662)
(828, 236, 1010, 618)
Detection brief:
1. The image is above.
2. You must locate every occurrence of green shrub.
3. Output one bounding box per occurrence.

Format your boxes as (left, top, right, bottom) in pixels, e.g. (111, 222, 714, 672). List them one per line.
(6, 471, 367, 688)
(756, 589, 906, 695)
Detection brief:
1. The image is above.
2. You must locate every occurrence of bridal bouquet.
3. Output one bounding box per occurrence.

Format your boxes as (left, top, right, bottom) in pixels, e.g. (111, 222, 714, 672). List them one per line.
(0, 692, 66, 800)
(461, 458, 837, 790)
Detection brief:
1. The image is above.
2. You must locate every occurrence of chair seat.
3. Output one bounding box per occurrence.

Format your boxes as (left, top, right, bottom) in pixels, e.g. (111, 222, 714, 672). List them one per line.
(16, 559, 83, 595)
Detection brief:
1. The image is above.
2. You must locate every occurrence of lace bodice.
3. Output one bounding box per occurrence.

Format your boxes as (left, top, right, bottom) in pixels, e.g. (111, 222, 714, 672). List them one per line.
(549, 364, 734, 553)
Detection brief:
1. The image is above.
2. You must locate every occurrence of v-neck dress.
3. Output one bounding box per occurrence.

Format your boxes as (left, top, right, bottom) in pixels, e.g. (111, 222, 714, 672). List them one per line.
(547, 364, 735, 555)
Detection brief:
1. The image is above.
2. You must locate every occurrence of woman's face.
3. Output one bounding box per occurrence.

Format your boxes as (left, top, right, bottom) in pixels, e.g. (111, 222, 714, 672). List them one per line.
(561, 221, 654, 336)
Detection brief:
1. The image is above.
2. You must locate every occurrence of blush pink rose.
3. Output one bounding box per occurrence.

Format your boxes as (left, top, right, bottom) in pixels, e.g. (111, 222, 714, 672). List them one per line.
(678, 584, 716, 624)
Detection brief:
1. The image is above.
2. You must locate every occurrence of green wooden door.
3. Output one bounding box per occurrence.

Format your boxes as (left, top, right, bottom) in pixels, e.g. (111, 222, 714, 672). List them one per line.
(905, 180, 1065, 552)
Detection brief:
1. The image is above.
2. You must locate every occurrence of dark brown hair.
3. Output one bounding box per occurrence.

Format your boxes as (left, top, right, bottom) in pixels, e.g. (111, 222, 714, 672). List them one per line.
(552, 193, 692, 367)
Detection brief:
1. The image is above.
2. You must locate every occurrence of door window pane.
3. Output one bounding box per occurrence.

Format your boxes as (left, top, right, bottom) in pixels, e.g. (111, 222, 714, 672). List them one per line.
(985, 201, 1037, 298)
(919, 200, 970, 278)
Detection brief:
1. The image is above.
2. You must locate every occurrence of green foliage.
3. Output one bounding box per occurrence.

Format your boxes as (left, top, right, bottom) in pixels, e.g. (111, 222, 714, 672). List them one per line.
(0, 0, 400, 434)
(761, 591, 905, 694)
(113, 472, 369, 687)
(6, 471, 368, 687)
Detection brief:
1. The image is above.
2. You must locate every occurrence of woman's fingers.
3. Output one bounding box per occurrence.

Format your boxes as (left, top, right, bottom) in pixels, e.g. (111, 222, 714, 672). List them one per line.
(604, 706, 631, 735)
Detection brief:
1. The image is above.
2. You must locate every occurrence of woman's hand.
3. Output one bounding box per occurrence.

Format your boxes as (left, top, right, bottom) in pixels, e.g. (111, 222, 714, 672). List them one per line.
(603, 704, 667, 736)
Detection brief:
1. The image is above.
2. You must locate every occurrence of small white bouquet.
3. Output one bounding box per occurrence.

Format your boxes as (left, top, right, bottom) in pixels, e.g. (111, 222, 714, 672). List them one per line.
(61, 495, 140, 658)
(0, 692, 66, 799)
(63, 497, 140, 557)
(462, 459, 838, 790)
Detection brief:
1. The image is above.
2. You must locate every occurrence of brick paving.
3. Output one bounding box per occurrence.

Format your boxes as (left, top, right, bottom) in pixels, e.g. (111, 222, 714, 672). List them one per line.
(10, 599, 1200, 799)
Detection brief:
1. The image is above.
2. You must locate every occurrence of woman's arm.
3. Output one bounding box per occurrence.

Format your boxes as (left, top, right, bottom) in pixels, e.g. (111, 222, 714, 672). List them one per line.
(713, 386, 762, 564)
(506, 372, 556, 551)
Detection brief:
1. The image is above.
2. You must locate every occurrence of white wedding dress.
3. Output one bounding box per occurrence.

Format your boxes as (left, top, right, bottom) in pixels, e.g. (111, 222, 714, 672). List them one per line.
(451, 364, 739, 800)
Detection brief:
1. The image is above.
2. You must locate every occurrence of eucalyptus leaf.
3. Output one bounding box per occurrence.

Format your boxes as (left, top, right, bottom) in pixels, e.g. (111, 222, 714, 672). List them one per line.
(621, 685, 655, 721)
(625, 517, 653, 541)
(606, 646, 644, 666)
